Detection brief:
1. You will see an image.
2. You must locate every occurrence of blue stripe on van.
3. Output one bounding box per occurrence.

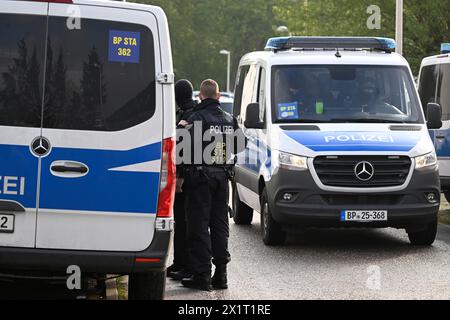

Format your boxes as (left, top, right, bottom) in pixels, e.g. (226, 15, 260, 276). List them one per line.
(284, 131, 421, 153)
(0, 144, 39, 209)
(39, 142, 162, 214)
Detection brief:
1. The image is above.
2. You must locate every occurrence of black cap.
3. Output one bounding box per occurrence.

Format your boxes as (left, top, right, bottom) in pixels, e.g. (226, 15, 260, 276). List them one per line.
(175, 79, 194, 108)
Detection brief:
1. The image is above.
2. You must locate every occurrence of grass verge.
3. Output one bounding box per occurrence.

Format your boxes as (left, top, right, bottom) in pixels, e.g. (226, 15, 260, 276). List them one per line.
(116, 276, 128, 300)
(439, 200, 450, 226)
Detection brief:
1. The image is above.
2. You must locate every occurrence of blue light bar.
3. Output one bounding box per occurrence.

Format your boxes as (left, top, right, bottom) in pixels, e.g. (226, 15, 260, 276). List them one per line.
(442, 43, 450, 54)
(265, 37, 396, 53)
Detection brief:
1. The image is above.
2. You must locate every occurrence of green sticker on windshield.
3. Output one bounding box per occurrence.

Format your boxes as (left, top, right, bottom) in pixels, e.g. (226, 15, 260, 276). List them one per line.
(316, 100, 324, 115)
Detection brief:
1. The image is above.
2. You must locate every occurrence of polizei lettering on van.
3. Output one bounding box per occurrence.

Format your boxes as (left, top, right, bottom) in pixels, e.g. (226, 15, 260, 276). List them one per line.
(324, 134, 395, 143)
(0, 176, 25, 196)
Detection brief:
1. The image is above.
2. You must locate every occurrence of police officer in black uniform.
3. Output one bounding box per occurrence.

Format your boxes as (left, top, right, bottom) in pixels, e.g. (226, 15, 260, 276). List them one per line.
(167, 79, 197, 280)
(180, 79, 244, 291)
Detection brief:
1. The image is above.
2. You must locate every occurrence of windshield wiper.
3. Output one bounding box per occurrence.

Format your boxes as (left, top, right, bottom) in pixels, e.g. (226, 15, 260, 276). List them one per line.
(279, 119, 329, 123)
(329, 118, 406, 124)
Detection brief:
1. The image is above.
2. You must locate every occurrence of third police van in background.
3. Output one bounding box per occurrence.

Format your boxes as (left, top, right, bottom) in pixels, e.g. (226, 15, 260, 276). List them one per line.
(418, 44, 450, 202)
(232, 37, 442, 247)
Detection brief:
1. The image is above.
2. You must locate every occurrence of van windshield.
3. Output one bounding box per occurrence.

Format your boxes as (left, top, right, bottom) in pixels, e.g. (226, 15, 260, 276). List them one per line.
(272, 65, 423, 124)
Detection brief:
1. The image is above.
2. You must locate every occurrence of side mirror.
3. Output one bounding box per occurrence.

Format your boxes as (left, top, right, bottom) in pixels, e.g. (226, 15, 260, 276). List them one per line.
(244, 103, 264, 129)
(427, 103, 442, 130)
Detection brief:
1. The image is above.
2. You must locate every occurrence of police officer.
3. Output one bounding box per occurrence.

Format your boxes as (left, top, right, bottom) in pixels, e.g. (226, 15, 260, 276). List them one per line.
(180, 79, 243, 291)
(167, 79, 197, 280)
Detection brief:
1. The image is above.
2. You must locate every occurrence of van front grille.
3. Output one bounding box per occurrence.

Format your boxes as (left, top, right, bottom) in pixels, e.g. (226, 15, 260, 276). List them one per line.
(313, 156, 412, 188)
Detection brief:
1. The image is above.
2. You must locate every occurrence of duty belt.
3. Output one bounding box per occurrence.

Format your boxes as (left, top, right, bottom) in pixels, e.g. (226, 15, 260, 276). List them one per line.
(186, 166, 227, 174)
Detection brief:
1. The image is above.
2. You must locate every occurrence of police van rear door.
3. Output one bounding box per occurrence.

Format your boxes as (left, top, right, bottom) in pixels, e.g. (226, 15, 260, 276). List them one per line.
(36, 2, 164, 251)
(0, 1, 48, 248)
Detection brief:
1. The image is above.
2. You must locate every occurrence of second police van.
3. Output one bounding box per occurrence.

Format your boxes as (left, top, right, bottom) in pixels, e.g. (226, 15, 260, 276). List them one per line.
(232, 37, 442, 246)
(0, 0, 176, 300)
(418, 44, 450, 202)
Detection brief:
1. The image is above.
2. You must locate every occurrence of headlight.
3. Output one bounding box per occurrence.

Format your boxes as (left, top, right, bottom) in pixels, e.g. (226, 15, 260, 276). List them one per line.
(279, 152, 308, 171)
(415, 152, 438, 170)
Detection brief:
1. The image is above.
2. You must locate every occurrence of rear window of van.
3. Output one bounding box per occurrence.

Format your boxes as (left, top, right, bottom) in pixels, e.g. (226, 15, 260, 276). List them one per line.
(0, 13, 156, 132)
(0, 14, 47, 128)
(45, 17, 156, 131)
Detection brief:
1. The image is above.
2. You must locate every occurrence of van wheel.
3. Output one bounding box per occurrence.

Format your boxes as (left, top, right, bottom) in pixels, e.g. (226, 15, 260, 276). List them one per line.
(444, 192, 450, 203)
(128, 271, 166, 300)
(261, 188, 286, 246)
(407, 219, 438, 246)
(232, 183, 253, 225)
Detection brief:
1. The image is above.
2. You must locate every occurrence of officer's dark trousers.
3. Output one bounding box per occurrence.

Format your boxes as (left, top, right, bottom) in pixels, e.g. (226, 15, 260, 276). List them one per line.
(173, 192, 188, 270)
(185, 168, 231, 276)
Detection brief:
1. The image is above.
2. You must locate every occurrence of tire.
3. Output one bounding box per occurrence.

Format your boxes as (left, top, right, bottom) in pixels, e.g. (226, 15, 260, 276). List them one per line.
(128, 271, 166, 300)
(407, 219, 438, 246)
(260, 188, 286, 246)
(444, 192, 450, 203)
(232, 183, 253, 225)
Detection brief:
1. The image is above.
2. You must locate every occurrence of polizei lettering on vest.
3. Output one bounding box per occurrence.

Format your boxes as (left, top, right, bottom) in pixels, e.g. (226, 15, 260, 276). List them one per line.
(210, 125, 234, 135)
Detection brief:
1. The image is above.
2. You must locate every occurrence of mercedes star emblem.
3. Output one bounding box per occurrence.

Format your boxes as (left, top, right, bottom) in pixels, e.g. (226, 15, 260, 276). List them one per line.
(354, 161, 375, 181)
(31, 137, 51, 157)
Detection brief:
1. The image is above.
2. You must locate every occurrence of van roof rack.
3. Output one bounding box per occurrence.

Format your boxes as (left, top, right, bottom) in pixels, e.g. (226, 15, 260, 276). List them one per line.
(265, 37, 396, 53)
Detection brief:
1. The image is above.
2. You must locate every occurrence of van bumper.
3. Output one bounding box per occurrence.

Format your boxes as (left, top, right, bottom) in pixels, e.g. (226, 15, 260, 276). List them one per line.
(266, 167, 440, 231)
(0, 231, 172, 276)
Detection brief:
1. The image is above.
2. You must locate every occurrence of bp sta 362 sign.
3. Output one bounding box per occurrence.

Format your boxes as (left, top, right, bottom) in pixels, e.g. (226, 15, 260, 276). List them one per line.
(108, 30, 141, 64)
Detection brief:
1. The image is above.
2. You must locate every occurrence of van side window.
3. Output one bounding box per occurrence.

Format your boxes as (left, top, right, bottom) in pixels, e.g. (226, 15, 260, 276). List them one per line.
(257, 67, 266, 124)
(240, 64, 259, 124)
(0, 14, 47, 128)
(233, 65, 250, 118)
(418, 65, 439, 117)
(437, 64, 450, 121)
(43, 17, 156, 132)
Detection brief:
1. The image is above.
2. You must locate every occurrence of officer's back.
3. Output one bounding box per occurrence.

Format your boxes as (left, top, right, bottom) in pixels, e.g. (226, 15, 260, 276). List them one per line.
(181, 79, 237, 292)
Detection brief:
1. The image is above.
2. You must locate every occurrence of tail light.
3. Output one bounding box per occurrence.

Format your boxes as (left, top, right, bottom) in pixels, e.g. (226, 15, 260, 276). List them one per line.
(157, 137, 176, 218)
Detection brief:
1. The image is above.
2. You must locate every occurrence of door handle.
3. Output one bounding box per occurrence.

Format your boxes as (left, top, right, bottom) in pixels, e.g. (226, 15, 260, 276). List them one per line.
(51, 166, 88, 174)
(436, 135, 446, 140)
(50, 161, 89, 177)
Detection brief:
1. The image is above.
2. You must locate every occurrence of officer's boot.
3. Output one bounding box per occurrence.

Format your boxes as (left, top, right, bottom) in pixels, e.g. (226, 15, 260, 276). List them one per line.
(181, 272, 212, 292)
(171, 269, 193, 281)
(212, 265, 228, 290)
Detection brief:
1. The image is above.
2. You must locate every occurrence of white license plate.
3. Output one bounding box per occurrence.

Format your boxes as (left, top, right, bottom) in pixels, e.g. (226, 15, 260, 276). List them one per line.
(341, 211, 388, 222)
(0, 214, 15, 233)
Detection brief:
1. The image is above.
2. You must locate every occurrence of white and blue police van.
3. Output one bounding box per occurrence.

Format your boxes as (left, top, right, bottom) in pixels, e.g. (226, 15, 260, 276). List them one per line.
(0, 0, 176, 300)
(232, 37, 442, 247)
(418, 44, 450, 202)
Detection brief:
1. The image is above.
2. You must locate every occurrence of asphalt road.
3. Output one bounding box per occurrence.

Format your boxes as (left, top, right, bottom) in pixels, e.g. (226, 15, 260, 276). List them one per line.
(166, 219, 450, 300)
(1, 210, 450, 300)
(0, 276, 106, 300)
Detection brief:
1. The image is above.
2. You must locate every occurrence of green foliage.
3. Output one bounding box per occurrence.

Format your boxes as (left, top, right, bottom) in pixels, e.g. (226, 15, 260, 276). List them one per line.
(403, 1, 450, 73)
(134, 0, 274, 90)
(132, 0, 450, 86)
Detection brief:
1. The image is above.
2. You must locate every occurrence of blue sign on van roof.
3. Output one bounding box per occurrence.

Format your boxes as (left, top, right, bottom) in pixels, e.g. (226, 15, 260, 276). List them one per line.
(441, 43, 450, 54)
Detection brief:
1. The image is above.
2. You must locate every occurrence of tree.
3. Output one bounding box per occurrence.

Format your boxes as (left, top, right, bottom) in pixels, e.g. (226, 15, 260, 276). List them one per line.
(134, 0, 274, 89)
(80, 47, 107, 129)
(132, 0, 450, 84)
